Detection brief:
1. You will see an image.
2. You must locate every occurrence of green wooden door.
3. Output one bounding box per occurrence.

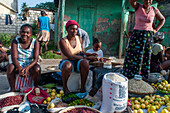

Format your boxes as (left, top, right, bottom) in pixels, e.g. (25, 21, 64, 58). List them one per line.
(78, 7, 95, 47)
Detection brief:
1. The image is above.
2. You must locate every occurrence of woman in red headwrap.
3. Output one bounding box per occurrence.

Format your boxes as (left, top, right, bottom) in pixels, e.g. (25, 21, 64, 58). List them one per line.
(59, 20, 97, 93)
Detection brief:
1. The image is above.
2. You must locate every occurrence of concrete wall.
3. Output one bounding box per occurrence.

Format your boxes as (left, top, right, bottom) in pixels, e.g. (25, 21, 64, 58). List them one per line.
(0, 5, 13, 15)
(0, 0, 18, 14)
(0, 14, 19, 34)
(158, 3, 170, 47)
(0, 9, 54, 35)
(25, 9, 54, 24)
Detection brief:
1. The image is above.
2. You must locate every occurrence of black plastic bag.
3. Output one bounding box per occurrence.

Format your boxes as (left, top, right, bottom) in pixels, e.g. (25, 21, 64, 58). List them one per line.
(39, 72, 62, 86)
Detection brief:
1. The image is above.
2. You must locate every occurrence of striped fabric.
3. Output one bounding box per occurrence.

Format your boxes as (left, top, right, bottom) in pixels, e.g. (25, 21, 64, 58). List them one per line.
(16, 37, 35, 68)
(14, 37, 36, 90)
(15, 74, 33, 90)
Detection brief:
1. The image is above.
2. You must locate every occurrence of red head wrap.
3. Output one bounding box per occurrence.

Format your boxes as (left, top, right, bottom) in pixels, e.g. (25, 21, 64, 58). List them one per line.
(65, 20, 79, 29)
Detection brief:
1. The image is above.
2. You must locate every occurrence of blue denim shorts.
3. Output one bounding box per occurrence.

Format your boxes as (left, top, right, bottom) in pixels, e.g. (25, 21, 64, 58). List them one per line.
(59, 59, 83, 72)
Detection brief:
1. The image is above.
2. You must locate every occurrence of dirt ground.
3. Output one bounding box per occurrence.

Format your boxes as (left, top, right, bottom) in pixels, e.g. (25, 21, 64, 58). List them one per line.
(0, 58, 124, 95)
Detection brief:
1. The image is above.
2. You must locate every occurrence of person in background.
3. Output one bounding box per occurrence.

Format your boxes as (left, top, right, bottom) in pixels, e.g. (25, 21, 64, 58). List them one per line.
(86, 37, 103, 62)
(150, 32, 170, 74)
(122, 0, 165, 79)
(164, 47, 170, 82)
(165, 48, 170, 61)
(7, 24, 41, 92)
(59, 20, 97, 94)
(37, 10, 50, 55)
(0, 41, 8, 63)
(77, 28, 90, 49)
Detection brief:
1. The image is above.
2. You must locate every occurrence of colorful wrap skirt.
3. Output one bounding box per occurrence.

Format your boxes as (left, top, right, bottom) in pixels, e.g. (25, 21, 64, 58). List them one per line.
(122, 30, 153, 79)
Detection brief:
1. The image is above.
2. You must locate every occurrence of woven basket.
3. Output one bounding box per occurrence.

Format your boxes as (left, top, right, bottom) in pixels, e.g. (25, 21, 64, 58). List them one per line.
(128, 86, 157, 95)
(59, 106, 101, 113)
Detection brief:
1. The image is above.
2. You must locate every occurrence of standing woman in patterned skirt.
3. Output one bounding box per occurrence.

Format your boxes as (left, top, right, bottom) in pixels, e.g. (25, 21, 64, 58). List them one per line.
(122, 0, 165, 79)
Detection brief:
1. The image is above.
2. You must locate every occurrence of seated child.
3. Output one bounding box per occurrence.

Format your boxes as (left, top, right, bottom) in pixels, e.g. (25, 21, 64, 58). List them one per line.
(86, 38, 103, 62)
(7, 24, 41, 91)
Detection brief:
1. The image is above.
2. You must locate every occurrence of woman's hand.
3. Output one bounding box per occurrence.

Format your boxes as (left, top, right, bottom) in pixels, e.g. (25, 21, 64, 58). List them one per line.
(164, 57, 168, 61)
(100, 58, 103, 62)
(18, 67, 24, 77)
(153, 29, 158, 34)
(86, 56, 98, 62)
(18, 67, 29, 78)
(91, 53, 98, 57)
(21, 67, 30, 78)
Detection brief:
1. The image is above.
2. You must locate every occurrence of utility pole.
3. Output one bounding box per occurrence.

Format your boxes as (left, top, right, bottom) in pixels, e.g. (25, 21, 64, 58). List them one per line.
(54, 0, 65, 50)
(60, 0, 65, 40)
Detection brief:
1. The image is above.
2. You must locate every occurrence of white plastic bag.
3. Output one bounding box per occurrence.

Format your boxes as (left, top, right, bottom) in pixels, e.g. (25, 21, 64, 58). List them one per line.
(100, 73, 128, 113)
(67, 70, 93, 92)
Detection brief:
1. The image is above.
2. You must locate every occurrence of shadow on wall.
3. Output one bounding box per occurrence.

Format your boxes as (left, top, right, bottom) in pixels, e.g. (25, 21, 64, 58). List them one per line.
(96, 18, 121, 56)
(97, 30, 120, 56)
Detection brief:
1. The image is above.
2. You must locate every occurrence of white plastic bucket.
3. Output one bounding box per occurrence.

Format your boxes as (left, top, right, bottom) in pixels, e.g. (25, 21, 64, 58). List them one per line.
(100, 73, 128, 113)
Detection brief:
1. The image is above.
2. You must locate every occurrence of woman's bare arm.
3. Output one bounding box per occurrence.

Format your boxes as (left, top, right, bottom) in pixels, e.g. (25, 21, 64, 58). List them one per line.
(153, 10, 165, 33)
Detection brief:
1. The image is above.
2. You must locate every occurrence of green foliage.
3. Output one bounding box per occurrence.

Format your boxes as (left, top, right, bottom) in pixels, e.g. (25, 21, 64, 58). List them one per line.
(0, 33, 14, 47)
(34, 2, 57, 12)
(21, 2, 28, 14)
(31, 35, 37, 39)
(158, 5, 165, 10)
(31, 23, 39, 36)
(42, 51, 61, 59)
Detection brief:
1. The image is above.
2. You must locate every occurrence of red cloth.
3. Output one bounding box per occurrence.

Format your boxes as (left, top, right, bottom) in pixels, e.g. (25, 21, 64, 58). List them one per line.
(23, 87, 32, 93)
(65, 20, 79, 29)
(127, 100, 132, 106)
(27, 87, 49, 104)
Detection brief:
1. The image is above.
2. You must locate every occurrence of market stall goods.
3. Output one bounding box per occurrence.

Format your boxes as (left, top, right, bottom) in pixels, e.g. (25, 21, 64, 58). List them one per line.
(152, 79, 170, 94)
(0, 95, 24, 108)
(128, 78, 156, 94)
(130, 94, 170, 112)
(27, 87, 49, 104)
(62, 93, 79, 104)
(62, 108, 99, 113)
(55, 101, 68, 107)
(32, 96, 44, 102)
(106, 73, 126, 82)
(100, 73, 128, 113)
(59, 106, 101, 113)
(68, 99, 94, 107)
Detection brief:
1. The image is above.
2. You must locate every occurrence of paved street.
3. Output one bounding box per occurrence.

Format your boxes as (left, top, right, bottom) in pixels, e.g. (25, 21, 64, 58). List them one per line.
(0, 72, 9, 95)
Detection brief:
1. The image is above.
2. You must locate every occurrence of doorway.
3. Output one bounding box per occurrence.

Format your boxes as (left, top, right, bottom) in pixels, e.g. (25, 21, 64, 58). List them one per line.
(78, 7, 95, 47)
